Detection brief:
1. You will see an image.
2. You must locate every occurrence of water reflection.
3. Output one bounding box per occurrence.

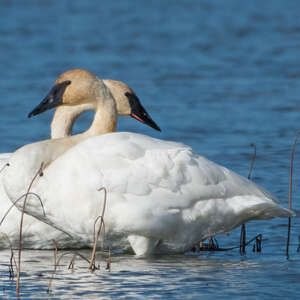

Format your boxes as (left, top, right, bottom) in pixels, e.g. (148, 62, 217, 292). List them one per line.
(1, 249, 299, 299)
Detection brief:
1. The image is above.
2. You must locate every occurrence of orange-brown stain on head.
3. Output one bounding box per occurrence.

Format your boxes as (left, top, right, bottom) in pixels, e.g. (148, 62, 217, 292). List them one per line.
(55, 69, 99, 106)
(103, 79, 135, 116)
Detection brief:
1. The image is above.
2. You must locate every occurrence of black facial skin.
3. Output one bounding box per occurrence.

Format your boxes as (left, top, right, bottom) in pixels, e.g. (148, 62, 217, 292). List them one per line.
(125, 92, 161, 132)
(28, 80, 71, 118)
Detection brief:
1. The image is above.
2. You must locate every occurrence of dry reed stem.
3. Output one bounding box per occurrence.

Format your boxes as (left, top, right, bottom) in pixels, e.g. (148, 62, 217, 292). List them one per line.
(198, 237, 219, 251)
(240, 143, 256, 255)
(0, 234, 18, 279)
(239, 224, 246, 255)
(48, 250, 91, 293)
(247, 143, 256, 180)
(67, 251, 92, 270)
(4, 237, 18, 280)
(0, 190, 72, 237)
(286, 130, 300, 259)
(68, 253, 76, 271)
(9, 248, 15, 279)
(208, 237, 219, 249)
(106, 248, 111, 271)
(198, 233, 263, 252)
(89, 187, 107, 271)
(0, 162, 18, 278)
(47, 240, 58, 293)
(0, 192, 45, 227)
(16, 162, 44, 293)
(10, 245, 17, 280)
(252, 234, 262, 252)
(53, 240, 58, 267)
(93, 215, 106, 248)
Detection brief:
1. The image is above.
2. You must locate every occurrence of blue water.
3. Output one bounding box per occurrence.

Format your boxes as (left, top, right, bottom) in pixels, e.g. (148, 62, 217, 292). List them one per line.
(1, 0, 300, 298)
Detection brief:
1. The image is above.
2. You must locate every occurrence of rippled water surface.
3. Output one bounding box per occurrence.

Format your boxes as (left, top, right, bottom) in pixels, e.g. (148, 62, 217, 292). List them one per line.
(1, 0, 300, 299)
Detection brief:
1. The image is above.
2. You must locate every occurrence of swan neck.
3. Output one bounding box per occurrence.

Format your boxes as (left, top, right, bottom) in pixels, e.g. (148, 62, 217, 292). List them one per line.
(85, 88, 117, 136)
(51, 104, 94, 139)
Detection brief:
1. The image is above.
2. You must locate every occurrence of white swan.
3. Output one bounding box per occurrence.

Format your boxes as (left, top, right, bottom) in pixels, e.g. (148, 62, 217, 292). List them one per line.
(2, 70, 294, 255)
(0, 70, 160, 249)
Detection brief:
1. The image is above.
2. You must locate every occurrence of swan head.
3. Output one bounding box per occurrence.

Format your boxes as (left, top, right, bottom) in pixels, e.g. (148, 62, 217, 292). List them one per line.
(28, 69, 161, 131)
(104, 79, 161, 132)
(28, 69, 100, 118)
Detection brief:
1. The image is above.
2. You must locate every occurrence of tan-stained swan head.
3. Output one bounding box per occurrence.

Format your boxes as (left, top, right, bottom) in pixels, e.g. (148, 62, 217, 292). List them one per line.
(28, 69, 104, 117)
(103, 79, 161, 131)
(28, 69, 161, 132)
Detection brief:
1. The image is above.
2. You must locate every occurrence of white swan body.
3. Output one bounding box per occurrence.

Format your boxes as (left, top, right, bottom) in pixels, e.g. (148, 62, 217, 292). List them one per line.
(3, 131, 294, 255)
(0, 70, 160, 249)
(1, 69, 293, 254)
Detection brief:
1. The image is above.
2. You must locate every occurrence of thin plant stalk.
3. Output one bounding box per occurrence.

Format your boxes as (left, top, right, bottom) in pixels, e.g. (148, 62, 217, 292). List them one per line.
(48, 251, 91, 292)
(106, 247, 111, 271)
(89, 187, 107, 271)
(239, 224, 246, 254)
(0, 192, 45, 227)
(0, 234, 18, 279)
(9, 242, 17, 280)
(286, 130, 300, 259)
(16, 163, 44, 293)
(240, 143, 256, 255)
(0, 190, 72, 238)
(199, 233, 263, 252)
(47, 240, 58, 293)
(68, 253, 76, 271)
(247, 143, 256, 180)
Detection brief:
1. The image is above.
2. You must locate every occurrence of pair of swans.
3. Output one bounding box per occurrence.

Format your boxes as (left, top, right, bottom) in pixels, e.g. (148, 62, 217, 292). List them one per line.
(1, 69, 294, 255)
(0, 71, 159, 249)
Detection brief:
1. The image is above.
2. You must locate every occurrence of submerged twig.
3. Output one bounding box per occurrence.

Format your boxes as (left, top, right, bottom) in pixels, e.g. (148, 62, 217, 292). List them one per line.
(16, 162, 44, 293)
(47, 240, 58, 293)
(7, 238, 17, 280)
(286, 130, 300, 260)
(0, 234, 18, 279)
(66, 251, 91, 271)
(106, 247, 111, 271)
(198, 234, 263, 252)
(47, 187, 107, 290)
(239, 224, 246, 255)
(68, 253, 77, 271)
(48, 249, 91, 293)
(252, 234, 262, 252)
(198, 237, 219, 251)
(89, 187, 107, 271)
(9, 248, 15, 279)
(53, 240, 58, 267)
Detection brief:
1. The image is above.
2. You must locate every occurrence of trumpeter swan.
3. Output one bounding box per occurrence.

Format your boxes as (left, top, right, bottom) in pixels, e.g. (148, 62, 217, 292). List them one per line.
(2, 70, 294, 255)
(0, 70, 160, 249)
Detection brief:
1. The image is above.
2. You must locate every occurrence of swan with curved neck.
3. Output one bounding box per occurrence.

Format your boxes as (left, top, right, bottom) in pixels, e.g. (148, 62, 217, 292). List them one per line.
(49, 78, 157, 138)
(0, 70, 160, 248)
(23, 70, 159, 169)
(2, 70, 294, 255)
